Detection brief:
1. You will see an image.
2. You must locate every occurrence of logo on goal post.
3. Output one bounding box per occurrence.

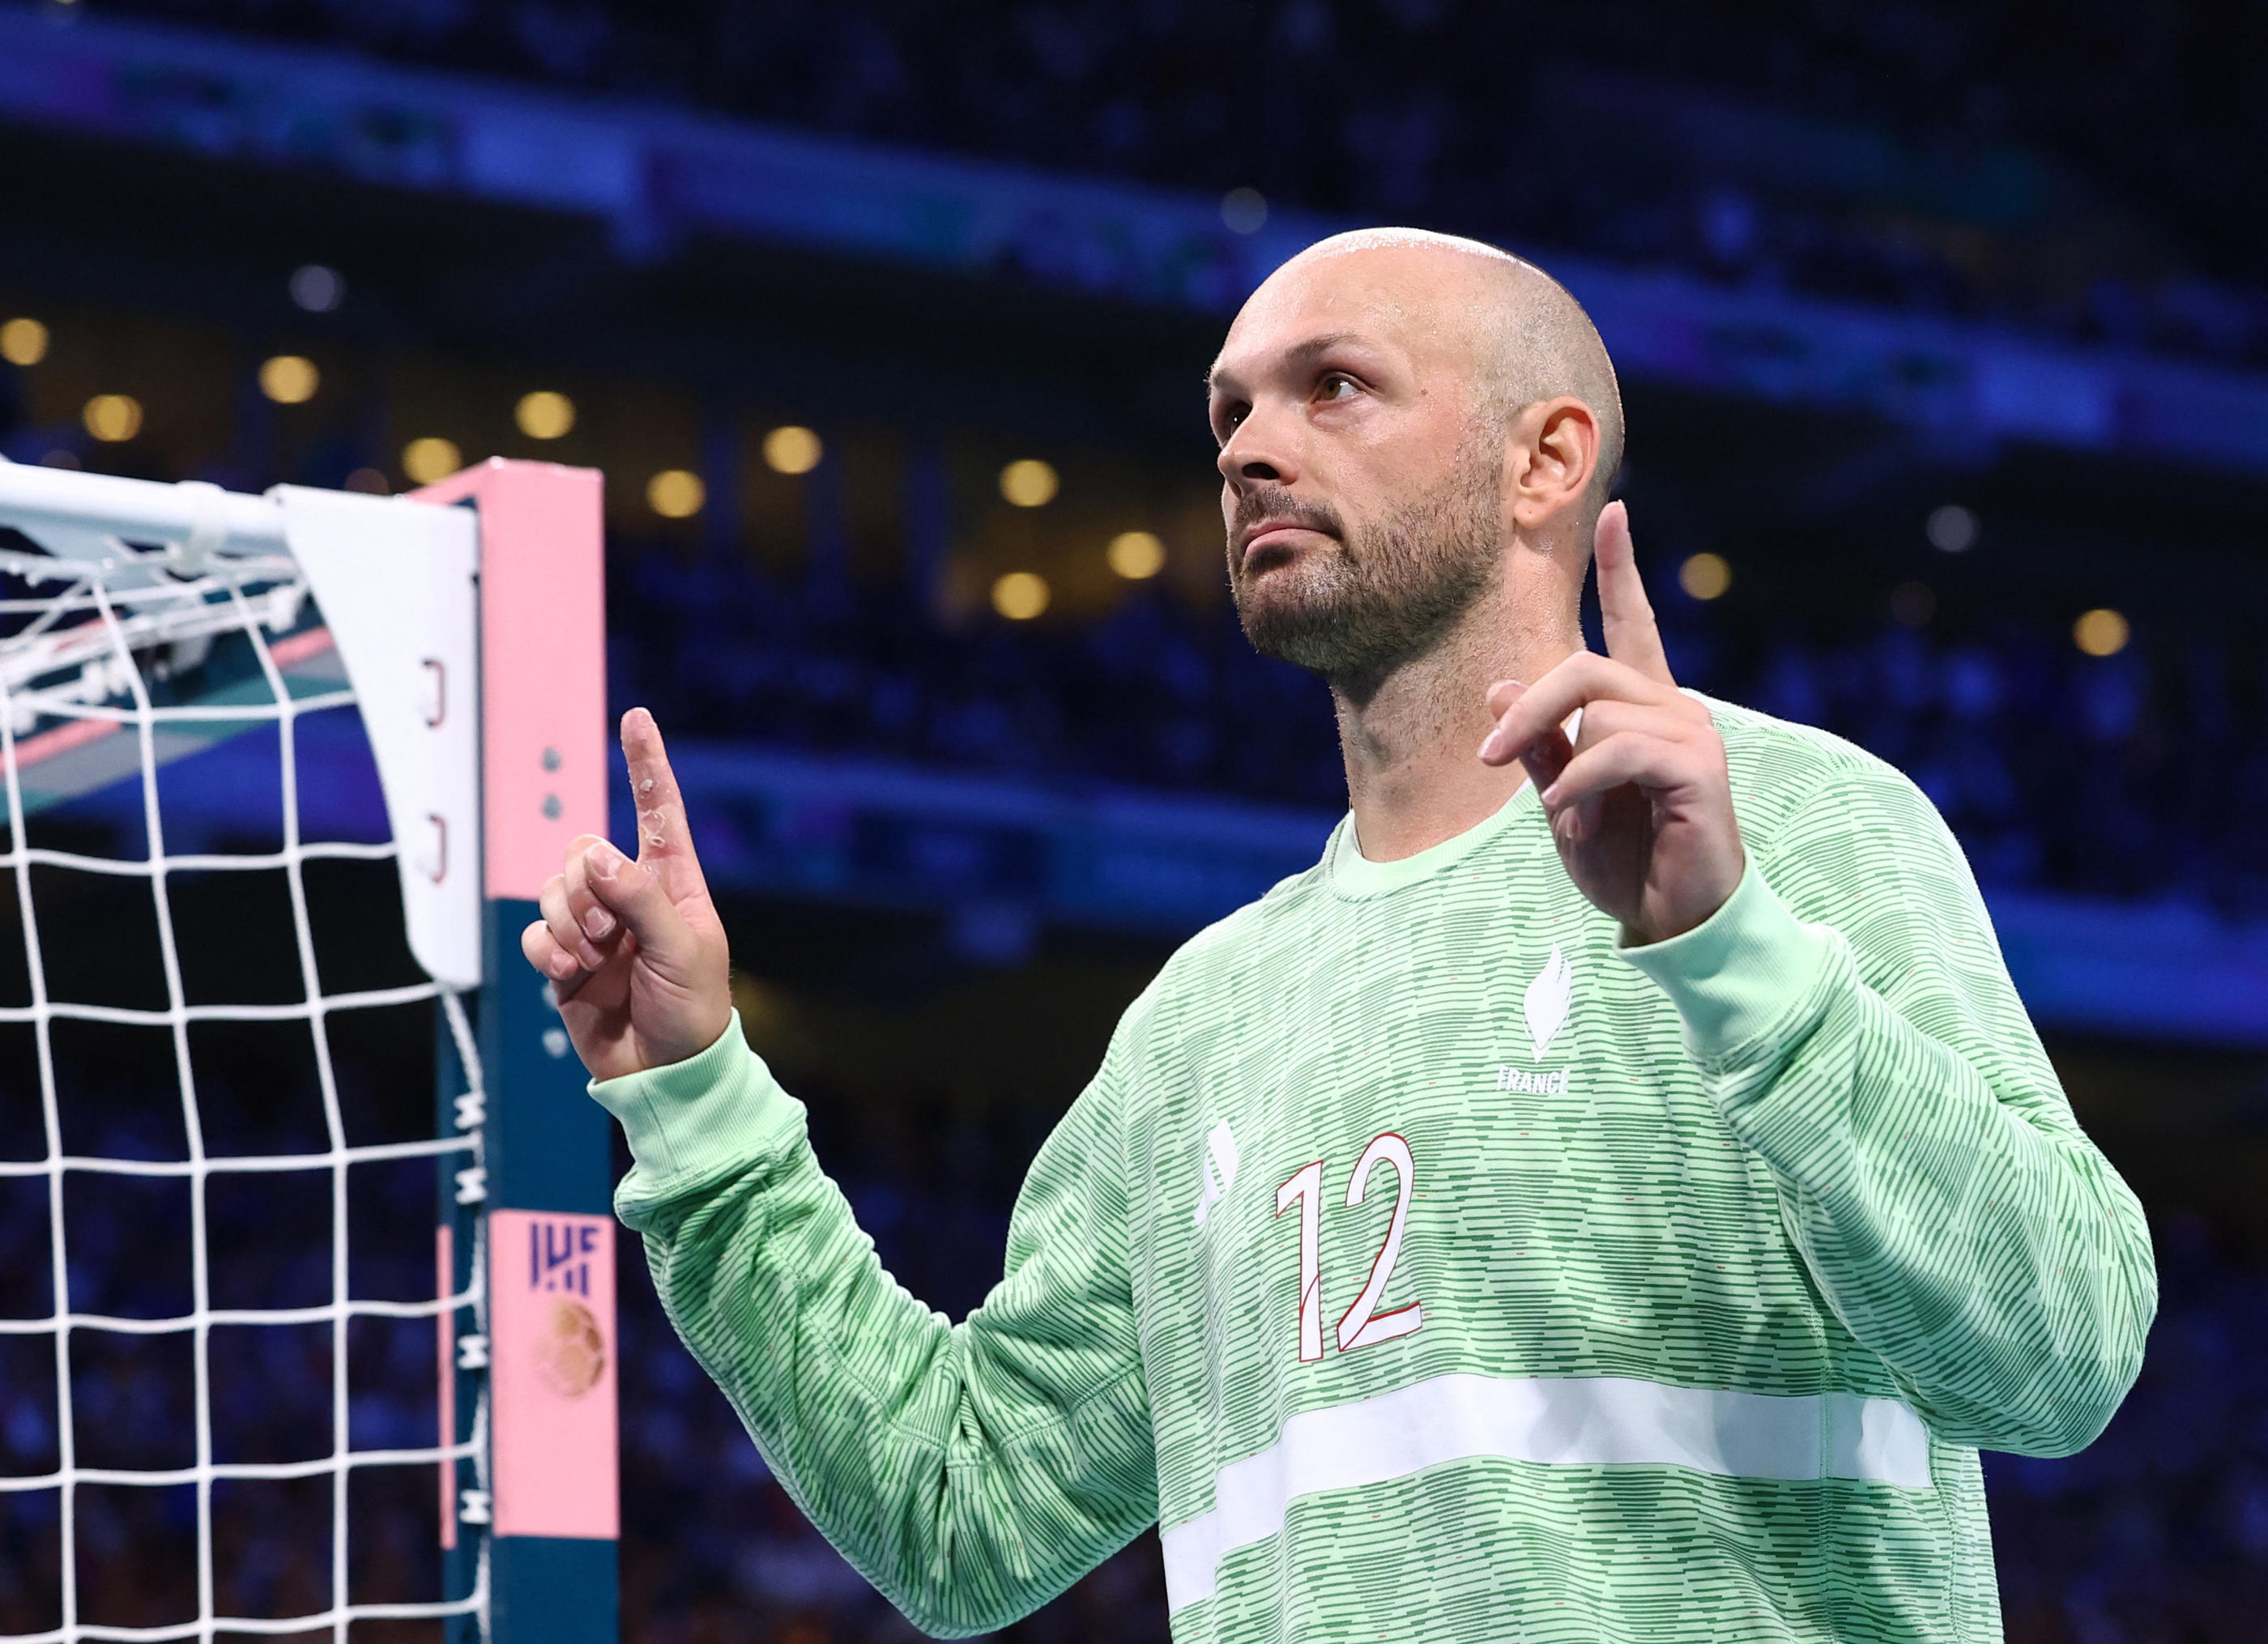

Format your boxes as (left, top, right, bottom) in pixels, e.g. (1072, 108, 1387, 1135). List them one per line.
(488, 1211, 619, 1531)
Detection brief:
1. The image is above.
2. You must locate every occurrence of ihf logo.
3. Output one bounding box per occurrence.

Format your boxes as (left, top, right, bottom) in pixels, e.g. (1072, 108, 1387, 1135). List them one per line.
(531, 1219, 601, 1297)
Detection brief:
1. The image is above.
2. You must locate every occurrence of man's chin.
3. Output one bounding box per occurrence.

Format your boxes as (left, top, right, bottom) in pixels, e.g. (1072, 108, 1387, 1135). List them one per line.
(1234, 592, 1351, 673)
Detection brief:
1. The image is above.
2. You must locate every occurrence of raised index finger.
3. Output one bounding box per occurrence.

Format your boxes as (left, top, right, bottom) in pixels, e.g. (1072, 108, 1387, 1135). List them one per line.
(1593, 500, 1674, 687)
(620, 706, 710, 902)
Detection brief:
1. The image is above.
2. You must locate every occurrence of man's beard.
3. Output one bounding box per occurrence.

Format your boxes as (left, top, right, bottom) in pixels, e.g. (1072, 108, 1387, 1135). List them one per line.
(1228, 441, 1504, 700)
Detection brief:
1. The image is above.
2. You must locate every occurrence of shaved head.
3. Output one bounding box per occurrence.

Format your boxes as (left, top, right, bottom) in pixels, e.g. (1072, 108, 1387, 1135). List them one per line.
(1207, 228, 1624, 696)
(1273, 228, 1625, 520)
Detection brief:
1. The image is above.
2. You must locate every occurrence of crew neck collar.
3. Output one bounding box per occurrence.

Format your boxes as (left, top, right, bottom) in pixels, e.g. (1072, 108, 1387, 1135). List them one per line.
(1326, 777, 1541, 897)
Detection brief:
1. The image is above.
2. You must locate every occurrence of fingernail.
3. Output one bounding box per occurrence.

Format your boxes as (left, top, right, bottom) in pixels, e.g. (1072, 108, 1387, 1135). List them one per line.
(585, 841, 619, 880)
(582, 906, 616, 940)
(1541, 782, 1562, 807)
(548, 950, 578, 979)
(1477, 733, 1502, 762)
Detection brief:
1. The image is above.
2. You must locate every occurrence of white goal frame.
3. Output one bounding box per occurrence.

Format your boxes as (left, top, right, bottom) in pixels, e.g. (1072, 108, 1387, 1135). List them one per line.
(0, 456, 614, 1643)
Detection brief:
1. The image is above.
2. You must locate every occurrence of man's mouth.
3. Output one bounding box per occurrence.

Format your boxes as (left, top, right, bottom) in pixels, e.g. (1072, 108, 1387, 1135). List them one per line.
(1240, 522, 1332, 569)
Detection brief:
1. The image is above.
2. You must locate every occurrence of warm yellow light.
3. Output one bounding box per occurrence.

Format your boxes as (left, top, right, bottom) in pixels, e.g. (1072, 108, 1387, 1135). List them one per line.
(2074, 608, 2129, 658)
(0, 317, 49, 367)
(991, 571, 1051, 620)
(763, 425, 823, 475)
(1678, 552, 1731, 601)
(647, 469, 706, 519)
(258, 355, 320, 405)
(515, 390, 576, 440)
(1000, 459, 1059, 508)
(1106, 530, 1166, 580)
(83, 394, 143, 443)
(401, 437, 463, 484)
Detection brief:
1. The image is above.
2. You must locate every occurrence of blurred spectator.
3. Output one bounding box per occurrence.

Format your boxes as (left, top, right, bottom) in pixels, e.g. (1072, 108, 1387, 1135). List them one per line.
(609, 536, 2268, 917)
(78, 0, 2268, 365)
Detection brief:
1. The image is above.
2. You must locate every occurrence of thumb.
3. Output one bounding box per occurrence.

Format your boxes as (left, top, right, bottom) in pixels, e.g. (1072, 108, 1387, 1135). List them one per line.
(582, 838, 705, 976)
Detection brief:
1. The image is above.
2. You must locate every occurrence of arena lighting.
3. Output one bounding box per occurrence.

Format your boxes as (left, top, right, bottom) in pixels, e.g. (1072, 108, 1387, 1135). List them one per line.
(1927, 505, 1979, 552)
(1107, 530, 1166, 579)
(289, 264, 345, 313)
(258, 355, 320, 405)
(991, 571, 1051, 620)
(1890, 581, 1936, 628)
(82, 394, 143, 443)
(516, 390, 576, 440)
(1221, 187, 1268, 234)
(0, 317, 49, 367)
(401, 437, 463, 483)
(1000, 458, 1059, 508)
(2074, 608, 2129, 657)
(763, 425, 823, 475)
(343, 468, 390, 494)
(647, 469, 706, 519)
(1678, 552, 1731, 601)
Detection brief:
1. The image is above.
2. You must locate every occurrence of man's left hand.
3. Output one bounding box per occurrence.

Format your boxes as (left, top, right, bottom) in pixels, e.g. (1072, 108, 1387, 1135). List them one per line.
(1477, 501, 1745, 946)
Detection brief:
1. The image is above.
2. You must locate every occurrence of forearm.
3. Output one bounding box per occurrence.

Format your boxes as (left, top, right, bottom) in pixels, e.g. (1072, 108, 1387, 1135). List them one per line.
(598, 1020, 1157, 1633)
(1623, 866, 2155, 1454)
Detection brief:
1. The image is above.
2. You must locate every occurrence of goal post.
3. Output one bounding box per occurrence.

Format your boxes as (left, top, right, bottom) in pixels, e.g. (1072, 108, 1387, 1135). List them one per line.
(413, 460, 616, 1642)
(0, 455, 616, 1642)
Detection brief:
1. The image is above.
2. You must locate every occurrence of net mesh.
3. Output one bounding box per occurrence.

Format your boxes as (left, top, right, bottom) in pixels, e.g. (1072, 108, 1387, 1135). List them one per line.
(0, 535, 486, 1641)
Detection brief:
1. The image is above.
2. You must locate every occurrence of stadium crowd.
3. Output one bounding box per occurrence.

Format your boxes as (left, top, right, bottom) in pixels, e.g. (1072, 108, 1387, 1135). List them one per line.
(2, 2, 2266, 1635)
(611, 535, 2268, 918)
(75, 0, 2268, 368)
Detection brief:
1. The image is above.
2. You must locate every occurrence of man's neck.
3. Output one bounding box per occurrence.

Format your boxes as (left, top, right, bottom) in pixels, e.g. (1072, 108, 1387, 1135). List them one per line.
(1332, 594, 1580, 864)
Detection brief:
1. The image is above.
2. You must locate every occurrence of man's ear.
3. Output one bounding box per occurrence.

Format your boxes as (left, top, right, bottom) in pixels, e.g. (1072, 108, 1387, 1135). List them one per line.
(1506, 398, 1601, 535)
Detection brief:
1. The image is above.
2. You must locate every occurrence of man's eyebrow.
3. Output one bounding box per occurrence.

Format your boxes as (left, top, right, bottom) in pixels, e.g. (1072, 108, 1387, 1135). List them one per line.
(1206, 331, 1373, 395)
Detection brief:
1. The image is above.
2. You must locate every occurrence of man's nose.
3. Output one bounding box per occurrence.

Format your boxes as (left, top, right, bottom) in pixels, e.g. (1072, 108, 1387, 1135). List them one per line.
(1217, 411, 1298, 489)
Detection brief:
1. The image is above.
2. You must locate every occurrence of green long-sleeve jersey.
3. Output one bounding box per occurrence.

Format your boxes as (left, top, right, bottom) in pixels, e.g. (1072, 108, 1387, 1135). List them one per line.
(592, 695, 2156, 1642)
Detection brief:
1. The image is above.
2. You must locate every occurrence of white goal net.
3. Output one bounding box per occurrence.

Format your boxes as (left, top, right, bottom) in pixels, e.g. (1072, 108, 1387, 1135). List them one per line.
(0, 465, 488, 1642)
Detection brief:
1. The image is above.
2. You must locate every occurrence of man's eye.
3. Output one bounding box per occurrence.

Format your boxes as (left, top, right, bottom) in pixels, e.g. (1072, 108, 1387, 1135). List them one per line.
(1319, 374, 1358, 400)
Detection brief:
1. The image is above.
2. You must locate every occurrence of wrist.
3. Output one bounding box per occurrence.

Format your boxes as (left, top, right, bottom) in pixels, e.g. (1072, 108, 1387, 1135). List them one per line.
(640, 999, 735, 1075)
(1621, 851, 1748, 948)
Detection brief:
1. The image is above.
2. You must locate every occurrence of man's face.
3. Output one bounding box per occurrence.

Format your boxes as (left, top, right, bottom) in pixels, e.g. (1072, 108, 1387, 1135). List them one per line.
(1206, 249, 1507, 688)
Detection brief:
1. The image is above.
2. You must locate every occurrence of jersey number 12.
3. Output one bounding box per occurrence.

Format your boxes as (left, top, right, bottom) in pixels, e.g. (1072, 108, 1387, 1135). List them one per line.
(1276, 1131, 1423, 1362)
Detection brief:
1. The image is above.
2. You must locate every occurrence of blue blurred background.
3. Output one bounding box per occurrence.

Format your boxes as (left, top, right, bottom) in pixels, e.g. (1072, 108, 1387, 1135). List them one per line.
(0, 1, 2265, 1638)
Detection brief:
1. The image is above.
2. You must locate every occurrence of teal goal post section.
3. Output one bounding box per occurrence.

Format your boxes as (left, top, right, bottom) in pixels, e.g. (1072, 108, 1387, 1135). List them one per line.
(423, 459, 617, 1643)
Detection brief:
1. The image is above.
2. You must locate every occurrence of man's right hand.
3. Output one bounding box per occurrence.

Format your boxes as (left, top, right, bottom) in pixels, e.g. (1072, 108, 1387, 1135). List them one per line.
(520, 707, 734, 1083)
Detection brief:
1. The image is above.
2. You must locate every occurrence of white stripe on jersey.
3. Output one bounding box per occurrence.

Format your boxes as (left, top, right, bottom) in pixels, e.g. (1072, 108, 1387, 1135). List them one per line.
(1161, 1371, 1931, 1612)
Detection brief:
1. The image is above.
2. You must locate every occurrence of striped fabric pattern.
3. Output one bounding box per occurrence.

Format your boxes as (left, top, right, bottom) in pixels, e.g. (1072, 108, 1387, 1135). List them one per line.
(596, 694, 2156, 1642)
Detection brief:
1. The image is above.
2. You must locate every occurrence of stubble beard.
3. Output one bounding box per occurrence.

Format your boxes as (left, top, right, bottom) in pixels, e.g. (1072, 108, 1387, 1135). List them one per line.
(1229, 439, 1506, 703)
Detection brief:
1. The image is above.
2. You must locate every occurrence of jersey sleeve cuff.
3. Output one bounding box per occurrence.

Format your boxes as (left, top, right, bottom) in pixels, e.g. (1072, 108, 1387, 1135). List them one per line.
(588, 1012, 804, 1199)
(1612, 858, 1840, 1069)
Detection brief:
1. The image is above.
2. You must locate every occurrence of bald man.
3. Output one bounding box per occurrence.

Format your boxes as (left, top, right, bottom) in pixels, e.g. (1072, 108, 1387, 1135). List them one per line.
(527, 230, 2154, 1642)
